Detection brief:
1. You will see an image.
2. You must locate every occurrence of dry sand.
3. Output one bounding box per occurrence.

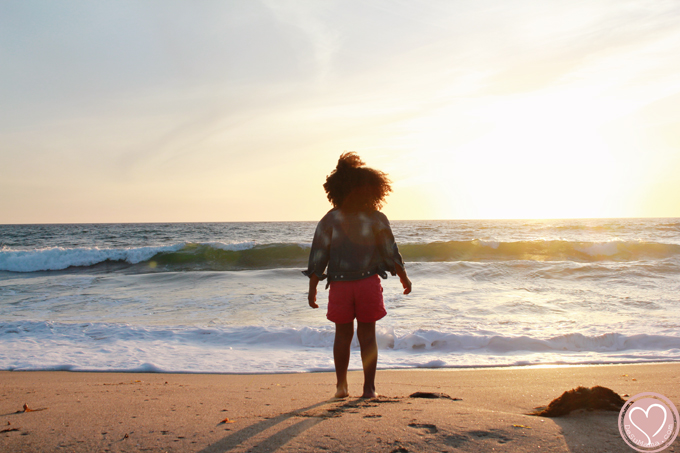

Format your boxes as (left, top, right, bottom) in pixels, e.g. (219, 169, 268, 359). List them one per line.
(1, 363, 679, 452)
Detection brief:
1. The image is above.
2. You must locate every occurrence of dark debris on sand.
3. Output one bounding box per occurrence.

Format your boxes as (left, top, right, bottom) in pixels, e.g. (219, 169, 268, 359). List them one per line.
(409, 392, 461, 401)
(531, 385, 626, 417)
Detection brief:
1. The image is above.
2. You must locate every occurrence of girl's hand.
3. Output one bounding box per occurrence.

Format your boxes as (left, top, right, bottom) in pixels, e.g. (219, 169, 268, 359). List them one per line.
(308, 288, 319, 309)
(396, 267, 412, 294)
(400, 276, 412, 295)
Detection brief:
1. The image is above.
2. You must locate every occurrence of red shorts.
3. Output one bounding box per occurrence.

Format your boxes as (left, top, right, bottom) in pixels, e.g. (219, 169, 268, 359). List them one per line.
(327, 275, 386, 324)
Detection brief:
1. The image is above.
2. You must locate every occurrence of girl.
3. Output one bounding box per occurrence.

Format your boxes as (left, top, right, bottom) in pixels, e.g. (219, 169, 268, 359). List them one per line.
(304, 152, 412, 398)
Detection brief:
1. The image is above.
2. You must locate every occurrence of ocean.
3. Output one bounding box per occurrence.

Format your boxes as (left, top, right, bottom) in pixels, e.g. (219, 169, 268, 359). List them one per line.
(1, 218, 679, 373)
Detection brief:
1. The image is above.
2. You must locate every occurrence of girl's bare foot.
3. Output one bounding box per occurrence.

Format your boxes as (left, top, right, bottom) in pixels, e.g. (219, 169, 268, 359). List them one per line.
(361, 385, 377, 398)
(334, 384, 349, 398)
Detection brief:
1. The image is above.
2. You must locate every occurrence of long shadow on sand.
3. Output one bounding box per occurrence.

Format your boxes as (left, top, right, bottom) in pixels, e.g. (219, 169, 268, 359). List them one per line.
(197, 399, 343, 453)
(550, 412, 631, 453)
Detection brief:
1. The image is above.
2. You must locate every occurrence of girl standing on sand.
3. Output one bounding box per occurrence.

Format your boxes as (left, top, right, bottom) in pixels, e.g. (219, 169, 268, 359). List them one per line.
(304, 152, 412, 398)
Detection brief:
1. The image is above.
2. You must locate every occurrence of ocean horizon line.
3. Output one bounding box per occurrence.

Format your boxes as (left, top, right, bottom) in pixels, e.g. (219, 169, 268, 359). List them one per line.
(2, 215, 680, 226)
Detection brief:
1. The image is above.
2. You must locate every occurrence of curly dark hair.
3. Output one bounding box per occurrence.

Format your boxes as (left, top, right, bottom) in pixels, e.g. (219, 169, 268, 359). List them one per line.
(323, 152, 392, 211)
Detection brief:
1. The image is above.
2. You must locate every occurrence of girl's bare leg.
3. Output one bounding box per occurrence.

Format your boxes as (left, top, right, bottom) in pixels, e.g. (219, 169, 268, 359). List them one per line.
(357, 321, 378, 398)
(333, 322, 354, 398)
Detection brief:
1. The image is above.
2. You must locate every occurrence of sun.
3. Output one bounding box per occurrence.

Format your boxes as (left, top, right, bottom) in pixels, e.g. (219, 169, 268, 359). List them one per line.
(389, 86, 650, 219)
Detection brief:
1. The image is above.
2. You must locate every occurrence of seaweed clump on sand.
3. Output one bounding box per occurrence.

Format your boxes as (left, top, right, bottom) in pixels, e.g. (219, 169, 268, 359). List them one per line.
(531, 386, 626, 417)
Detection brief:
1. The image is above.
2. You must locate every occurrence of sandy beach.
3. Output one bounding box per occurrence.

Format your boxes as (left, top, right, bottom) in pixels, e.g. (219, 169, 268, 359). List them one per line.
(1, 363, 678, 452)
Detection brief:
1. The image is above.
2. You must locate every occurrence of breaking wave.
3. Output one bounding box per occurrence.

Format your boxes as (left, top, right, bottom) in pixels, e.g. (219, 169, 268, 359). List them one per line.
(2, 240, 679, 273)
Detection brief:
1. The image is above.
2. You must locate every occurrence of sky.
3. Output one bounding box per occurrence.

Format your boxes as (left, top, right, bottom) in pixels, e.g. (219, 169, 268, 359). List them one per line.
(1, 0, 680, 223)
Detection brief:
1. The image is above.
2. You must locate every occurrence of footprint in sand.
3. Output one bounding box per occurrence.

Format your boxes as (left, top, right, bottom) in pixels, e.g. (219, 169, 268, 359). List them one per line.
(408, 422, 438, 434)
(466, 429, 512, 444)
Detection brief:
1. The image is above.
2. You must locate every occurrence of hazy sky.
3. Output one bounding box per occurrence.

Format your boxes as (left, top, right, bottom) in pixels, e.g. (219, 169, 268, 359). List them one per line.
(2, 0, 680, 223)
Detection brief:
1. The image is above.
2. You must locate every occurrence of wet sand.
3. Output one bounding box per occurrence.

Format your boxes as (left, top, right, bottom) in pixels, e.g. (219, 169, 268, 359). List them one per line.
(1, 363, 679, 452)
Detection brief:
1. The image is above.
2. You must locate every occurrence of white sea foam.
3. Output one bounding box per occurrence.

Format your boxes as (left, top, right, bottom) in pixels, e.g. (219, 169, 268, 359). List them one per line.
(0, 244, 185, 272)
(478, 240, 500, 249)
(205, 241, 257, 251)
(576, 241, 621, 257)
(1, 321, 679, 373)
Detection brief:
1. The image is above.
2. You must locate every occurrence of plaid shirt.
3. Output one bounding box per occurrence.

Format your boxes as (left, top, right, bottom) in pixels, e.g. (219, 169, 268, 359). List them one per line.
(303, 208, 404, 284)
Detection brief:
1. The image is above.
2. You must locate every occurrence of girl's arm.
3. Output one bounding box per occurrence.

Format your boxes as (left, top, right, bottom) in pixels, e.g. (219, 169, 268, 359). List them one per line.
(396, 266, 412, 295)
(308, 273, 320, 308)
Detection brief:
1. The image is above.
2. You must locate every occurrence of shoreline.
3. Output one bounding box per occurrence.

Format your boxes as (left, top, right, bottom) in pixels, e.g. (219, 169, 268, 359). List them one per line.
(2, 363, 679, 452)
(4, 359, 680, 375)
